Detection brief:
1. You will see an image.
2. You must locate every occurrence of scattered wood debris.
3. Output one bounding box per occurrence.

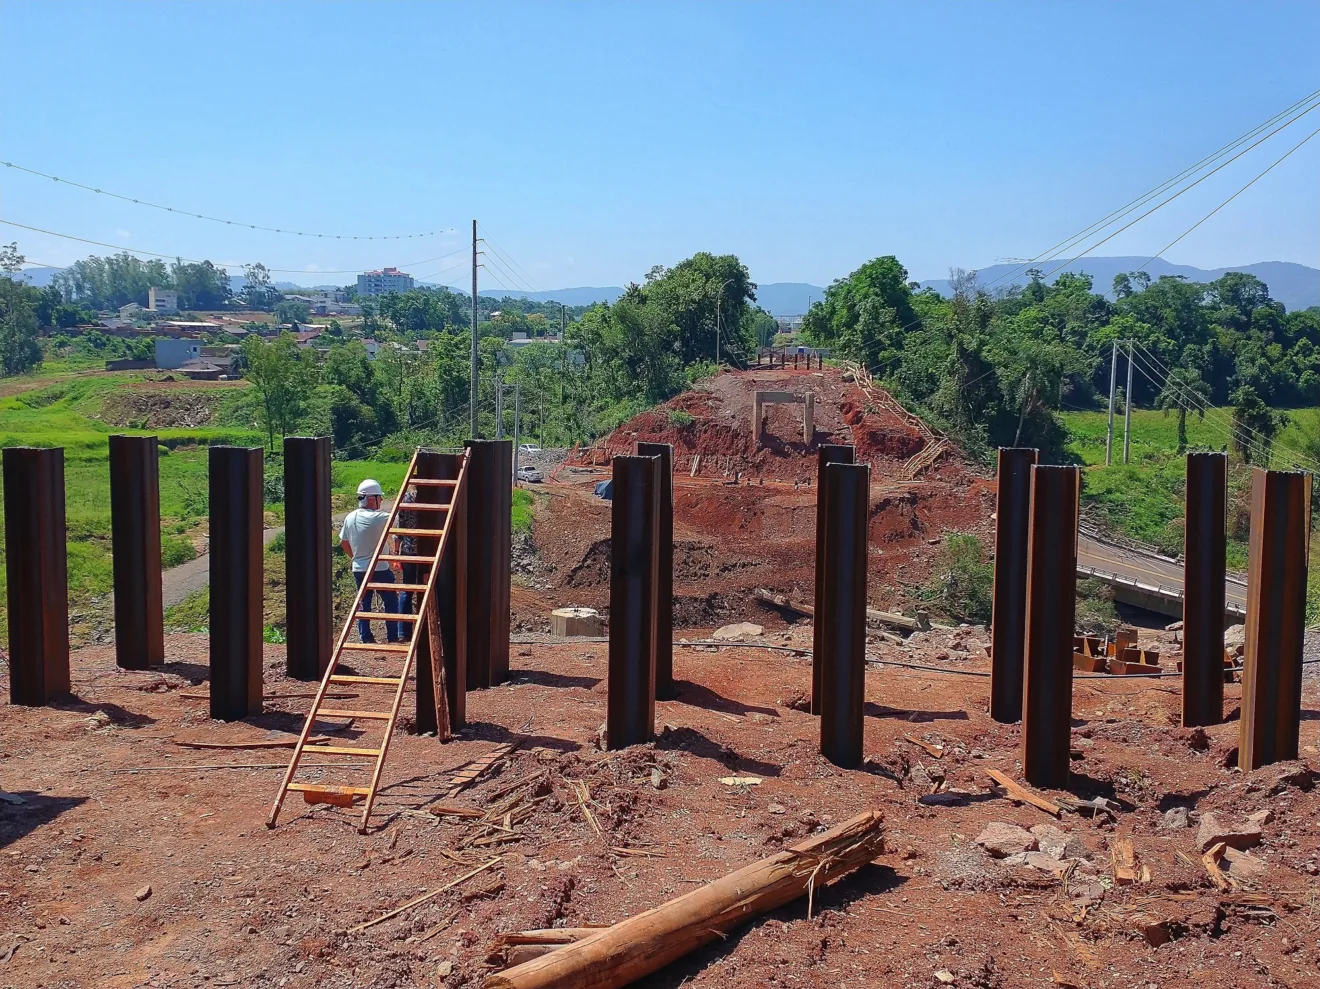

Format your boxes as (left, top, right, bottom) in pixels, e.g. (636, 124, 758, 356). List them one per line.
(483, 810, 884, 989)
(903, 734, 945, 759)
(350, 857, 501, 932)
(986, 769, 1061, 816)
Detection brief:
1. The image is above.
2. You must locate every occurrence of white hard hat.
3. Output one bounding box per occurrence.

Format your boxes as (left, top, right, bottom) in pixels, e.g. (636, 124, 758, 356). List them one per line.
(357, 478, 384, 500)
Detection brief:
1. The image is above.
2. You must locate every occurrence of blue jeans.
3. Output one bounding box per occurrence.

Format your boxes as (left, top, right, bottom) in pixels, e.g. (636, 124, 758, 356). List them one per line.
(399, 562, 422, 643)
(353, 568, 400, 643)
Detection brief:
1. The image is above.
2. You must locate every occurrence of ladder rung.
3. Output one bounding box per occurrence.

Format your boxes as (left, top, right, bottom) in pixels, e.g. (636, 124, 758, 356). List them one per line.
(330, 674, 404, 685)
(378, 555, 435, 564)
(369, 582, 428, 591)
(390, 527, 447, 536)
(318, 708, 393, 720)
(408, 479, 458, 487)
(340, 643, 411, 653)
(287, 783, 371, 795)
(355, 612, 420, 622)
(405, 504, 450, 512)
(308, 745, 382, 756)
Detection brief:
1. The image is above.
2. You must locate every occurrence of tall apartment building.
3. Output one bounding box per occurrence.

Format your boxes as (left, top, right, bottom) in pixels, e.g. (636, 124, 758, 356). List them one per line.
(356, 267, 414, 297)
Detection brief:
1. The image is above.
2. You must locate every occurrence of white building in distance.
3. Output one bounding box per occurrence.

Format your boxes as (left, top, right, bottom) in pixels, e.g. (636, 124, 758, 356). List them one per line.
(148, 287, 179, 312)
(357, 267, 414, 296)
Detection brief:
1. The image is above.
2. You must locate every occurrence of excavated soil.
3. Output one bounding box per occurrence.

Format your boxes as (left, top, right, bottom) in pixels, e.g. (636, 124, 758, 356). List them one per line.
(3, 631, 1318, 989)
(95, 382, 242, 430)
(528, 367, 994, 628)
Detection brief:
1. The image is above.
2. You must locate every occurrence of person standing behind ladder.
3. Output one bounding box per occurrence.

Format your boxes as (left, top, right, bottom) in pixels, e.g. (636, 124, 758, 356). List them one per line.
(339, 478, 401, 644)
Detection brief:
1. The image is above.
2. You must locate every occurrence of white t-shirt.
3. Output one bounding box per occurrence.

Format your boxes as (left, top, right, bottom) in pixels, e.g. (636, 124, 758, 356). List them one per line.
(339, 507, 391, 572)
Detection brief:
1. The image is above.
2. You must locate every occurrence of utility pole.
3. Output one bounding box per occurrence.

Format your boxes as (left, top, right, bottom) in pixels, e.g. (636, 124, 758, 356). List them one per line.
(470, 219, 479, 438)
(539, 394, 544, 443)
(512, 383, 521, 482)
(715, 297, 721, 366)
(495, 380, 503, 439)
(1123, 340, 1134, 464)
(560, 304, 566, 340)
(1105, 340, 1118, 466)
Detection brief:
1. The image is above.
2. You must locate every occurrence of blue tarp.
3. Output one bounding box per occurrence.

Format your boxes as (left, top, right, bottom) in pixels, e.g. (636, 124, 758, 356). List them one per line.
(593, 479, 613, 500)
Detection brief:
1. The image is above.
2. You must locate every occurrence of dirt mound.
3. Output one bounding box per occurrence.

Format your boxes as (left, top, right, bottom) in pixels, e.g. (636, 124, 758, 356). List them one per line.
(571, 366, 938, 482)
(98, 388, 224, 429)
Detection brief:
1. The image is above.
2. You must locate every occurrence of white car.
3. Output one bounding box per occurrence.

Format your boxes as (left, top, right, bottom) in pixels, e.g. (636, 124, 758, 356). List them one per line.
(519, 443, 542, 455)
(516, 465, 543, 483)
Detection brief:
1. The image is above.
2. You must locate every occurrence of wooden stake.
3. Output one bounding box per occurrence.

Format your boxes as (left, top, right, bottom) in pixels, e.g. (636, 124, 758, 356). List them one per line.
(350, 858, 501, 932)
(986, 769, 1062, 816)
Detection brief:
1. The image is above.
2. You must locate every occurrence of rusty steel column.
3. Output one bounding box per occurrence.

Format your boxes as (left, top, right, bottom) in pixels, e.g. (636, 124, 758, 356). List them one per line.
(283, 436, 333, 681)
(607, 455, 659, 749)
(414, 450, 467, 734)
(636, 441, 675, 700)
(1021, 465, 1079, 790)
(463, 439, 512, 689)
(4, 447, 70, 705)
(1183, 452, 1227, 727)
(209, 446, 264, 720)
(818, 462, 870, 768)
(1240, 469, 1311, 770)
(812, 444, 855, 715)
(492, 440, 512, 685)
(109, 434, 164, 671)
(990, 447, 1038, 723)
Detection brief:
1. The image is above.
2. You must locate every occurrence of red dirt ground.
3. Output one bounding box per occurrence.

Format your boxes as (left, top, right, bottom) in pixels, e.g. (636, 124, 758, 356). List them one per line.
(526, 367, 994, 631)
(3, 632, 1318, 989)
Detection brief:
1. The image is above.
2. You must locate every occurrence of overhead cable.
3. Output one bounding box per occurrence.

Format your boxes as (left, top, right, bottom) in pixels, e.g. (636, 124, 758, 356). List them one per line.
(1, 159, 452, 240)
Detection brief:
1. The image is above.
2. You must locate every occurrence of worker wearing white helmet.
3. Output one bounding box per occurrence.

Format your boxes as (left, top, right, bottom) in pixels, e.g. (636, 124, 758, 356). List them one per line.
(339, 478, 401, 644)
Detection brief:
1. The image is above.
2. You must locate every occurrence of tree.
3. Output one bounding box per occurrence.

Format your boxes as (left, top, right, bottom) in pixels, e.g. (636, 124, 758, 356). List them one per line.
(171, 260, 232, 310)
(274, 299, 311, 325)
(1155, 365, 1210, 453)
(801, 256, 918, 370)
(0, 276, 42, 376)
(1230, 385, 1286, 466)
(242, 333, 318, 451)
(0, 242, 25, 275)
(241, 263, 281, 310)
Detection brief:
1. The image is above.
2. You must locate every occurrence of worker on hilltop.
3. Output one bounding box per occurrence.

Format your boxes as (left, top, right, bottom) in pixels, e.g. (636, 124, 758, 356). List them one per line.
(339, 478, 401, 644)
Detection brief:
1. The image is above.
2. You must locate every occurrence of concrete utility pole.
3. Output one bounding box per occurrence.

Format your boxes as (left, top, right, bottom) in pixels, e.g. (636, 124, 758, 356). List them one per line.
(512, 383, 521, 482)
(1105, 340, 1118, 466)
(1123, 340, 1135, 464)
(495, 380, 503, 439)
(560, 304, 566, 339)
(470, 220, 479, 438)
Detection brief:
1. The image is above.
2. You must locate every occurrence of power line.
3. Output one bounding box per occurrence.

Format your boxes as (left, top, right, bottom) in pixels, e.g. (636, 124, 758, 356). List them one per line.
(0, 219, 465, 274)
(1039, 100, 1320, 281)
(985, 88, 1320, 289)
(479, 249, 537, 296)
(1, 159, 453, 241)
(1130, 342, 1320, 473)
(1134, 124, 1320, 274)
(477, 225, 546, 293)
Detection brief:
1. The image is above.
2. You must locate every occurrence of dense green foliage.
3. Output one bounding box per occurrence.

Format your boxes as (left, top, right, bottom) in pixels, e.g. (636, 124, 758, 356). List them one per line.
(52, 251, 232, 310)
(804, 257, 1320, 461)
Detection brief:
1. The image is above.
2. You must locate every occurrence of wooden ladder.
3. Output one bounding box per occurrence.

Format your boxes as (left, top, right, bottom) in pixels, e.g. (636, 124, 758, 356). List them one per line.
(266, 447, 469, 833)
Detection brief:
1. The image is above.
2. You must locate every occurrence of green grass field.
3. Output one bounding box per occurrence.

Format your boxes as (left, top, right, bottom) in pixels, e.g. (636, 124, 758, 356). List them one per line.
(0, 370, 452, 640)
(1060, 404, 1320, 621)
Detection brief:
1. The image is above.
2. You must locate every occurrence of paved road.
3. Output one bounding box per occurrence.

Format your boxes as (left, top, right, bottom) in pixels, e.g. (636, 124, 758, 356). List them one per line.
(160, 525, 285, 609)
(1077, 533, 1248, 616)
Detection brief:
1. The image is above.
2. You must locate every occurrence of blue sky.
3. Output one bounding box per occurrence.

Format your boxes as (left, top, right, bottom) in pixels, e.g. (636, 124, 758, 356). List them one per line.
(2, 1, 1318, 290)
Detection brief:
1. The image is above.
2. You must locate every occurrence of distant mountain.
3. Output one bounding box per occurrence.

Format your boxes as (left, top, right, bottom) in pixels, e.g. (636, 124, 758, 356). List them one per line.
(11, 266, 60, 287)
(415, 285, 626, 307)
(916, 257, 1320, 312)
(419, 282, 827, 316)
(754, 282, 826, 316)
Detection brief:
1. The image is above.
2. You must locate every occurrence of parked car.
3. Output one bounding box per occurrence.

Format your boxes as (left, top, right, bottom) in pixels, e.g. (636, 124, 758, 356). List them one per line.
(518, 443, 542, 455)
(516, 465, 543, 483)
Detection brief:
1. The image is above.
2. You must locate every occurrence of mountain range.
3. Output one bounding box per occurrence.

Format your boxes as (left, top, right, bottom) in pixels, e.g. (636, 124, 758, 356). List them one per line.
(12, 258, 1317, 314)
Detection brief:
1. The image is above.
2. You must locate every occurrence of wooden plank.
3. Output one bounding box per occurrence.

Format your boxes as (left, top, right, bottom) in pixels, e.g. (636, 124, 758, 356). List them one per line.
(330, 674, 403, 684)
(390, 528, 448, 537)
(986, 768, 1062, 816)
(408, 479, 459, 487)
(311, 745, 383, 756)
(1111, 838, 1137, 884)
(340, 643, 412, 653)
(368, 582, 429, 592)
(318, 708, 391, 720)
(378, 554, 436, 564)
(356, 612, 421, 622)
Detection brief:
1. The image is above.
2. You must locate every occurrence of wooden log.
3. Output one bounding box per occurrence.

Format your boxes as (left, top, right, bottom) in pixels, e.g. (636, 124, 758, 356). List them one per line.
(483, 809, 884, 989)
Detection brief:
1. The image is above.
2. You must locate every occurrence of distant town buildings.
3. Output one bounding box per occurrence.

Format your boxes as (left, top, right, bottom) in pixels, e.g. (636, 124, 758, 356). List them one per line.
(356, 267, 414, 297)
(148, 287, 178, 312)
(155, 339, 202, 369)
